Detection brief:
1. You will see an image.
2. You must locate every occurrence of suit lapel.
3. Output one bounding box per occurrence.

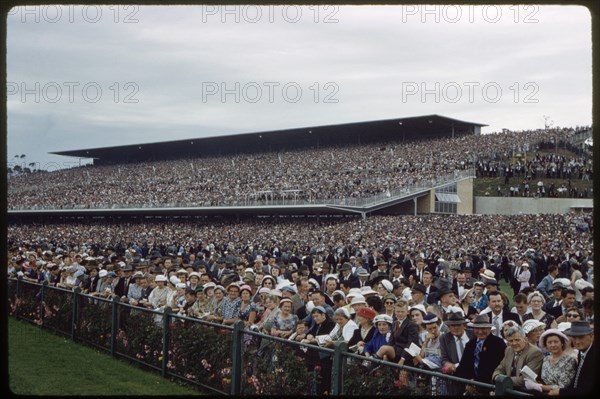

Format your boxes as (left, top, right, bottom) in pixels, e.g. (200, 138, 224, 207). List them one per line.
(448, 335, 458, 362)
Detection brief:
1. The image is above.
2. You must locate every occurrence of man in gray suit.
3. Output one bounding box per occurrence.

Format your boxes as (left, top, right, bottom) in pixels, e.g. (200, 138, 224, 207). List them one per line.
(440, 311, 474, 395)
(492, 324, 544, 390)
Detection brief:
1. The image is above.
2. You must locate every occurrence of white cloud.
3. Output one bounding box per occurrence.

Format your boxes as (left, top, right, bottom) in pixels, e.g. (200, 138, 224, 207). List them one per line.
(7, 5, 592, 168)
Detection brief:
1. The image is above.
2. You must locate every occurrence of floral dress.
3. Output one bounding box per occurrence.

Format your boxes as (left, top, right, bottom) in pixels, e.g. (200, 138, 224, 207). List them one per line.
(238, 301, 259, 323)
(541, 354, 577, 388)
(472, 294, 488, 311)
(272, 312, 299, 332)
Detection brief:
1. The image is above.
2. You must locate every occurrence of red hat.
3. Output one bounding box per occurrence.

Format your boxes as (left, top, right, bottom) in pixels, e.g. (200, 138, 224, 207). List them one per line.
(356, 307, 377, 320)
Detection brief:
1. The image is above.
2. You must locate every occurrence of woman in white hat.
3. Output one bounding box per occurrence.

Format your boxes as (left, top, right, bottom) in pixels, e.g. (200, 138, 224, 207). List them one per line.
(521, 319, 547, 349)
(409, 304, 428, 345)
(363, 314, 393, 359)
(147, 274, 169, 309)
(523, 329, 577, 393)
(321, 307, 358, 348)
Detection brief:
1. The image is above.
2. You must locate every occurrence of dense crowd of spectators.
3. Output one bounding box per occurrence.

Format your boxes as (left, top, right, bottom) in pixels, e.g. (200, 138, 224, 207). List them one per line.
(476, 141, 593, 198)
(8, 212, 594, 395)
(6, 213, 593, 270)
(7, 126, 590, 209)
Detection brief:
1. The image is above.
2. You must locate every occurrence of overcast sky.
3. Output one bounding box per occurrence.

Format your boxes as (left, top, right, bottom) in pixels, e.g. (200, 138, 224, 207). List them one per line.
(7, 5, 592, 170)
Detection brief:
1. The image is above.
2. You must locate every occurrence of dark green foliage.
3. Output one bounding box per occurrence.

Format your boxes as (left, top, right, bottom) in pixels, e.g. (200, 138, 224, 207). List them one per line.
(78, 299, 112, 348)
(168, 320, 233, 391)
(241, 339, 314, 395)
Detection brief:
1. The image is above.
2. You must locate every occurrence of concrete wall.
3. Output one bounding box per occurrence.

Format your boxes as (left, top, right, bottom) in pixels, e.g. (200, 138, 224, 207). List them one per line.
(457, 178, 474, 214)
(474, 197, 593, 215)
(417, 191, 434, 213)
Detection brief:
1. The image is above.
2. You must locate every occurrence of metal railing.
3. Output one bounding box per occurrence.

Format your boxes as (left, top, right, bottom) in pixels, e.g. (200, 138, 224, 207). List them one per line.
(8, 276, 529, 396)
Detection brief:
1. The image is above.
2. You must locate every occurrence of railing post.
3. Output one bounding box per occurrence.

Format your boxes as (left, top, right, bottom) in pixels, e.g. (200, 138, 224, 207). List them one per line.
(71, 287, 81, 341)
(230, 320, 245, 395)
(161, 306, 172, 378)
(15, 276, 22, 320)
(40, 281, 48, 324)
(331, 342, 347, 395)
(494, 375, 513, 396)
(110, 296, 120, 357)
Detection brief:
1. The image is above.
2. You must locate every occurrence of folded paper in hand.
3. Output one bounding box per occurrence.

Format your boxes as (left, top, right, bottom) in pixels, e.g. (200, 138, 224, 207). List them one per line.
(316, 335, 330, 345)
(520, 365, 538, 381)
(422, 357, 442, 369)
(404, 342, 421, 357)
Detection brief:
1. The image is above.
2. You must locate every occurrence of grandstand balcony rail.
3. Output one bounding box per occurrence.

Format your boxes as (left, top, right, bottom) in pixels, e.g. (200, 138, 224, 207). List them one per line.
(8, 169, 475, 212)
(565, 128, 592, 146)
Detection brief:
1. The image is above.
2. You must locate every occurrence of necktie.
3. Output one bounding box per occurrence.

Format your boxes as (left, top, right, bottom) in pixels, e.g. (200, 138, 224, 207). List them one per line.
(511, 352, 520, 376)
(492, 315, 500, 336)
(332, 326, 343, 341)
(474, 340, 483, 378)
(456, 336, 464, 360)
(574, 352, 586, 387)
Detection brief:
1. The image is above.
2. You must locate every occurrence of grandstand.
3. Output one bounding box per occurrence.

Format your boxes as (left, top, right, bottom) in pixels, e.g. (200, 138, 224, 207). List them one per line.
(7, 116, 591, 219)
(48, 114, 487, 164)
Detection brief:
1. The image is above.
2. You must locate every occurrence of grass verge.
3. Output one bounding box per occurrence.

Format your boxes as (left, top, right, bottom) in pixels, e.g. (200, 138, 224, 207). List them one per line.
(8, 317, 201, 395)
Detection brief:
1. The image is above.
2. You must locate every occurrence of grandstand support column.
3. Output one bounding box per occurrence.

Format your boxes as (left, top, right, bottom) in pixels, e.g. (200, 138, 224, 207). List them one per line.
(361, 212, 366, 220)
(413, 198, 417, 215)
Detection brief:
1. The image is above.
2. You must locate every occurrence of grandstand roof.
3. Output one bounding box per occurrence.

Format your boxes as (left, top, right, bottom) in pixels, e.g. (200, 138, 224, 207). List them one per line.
(50, 114, 487, 164)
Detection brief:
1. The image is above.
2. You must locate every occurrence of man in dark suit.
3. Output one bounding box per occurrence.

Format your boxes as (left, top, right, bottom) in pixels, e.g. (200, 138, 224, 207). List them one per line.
(550, 321, 594, 396)
(211, 257, 228, 282)
(548, 288, 577, 322)
(338, 263, 359, 288)
(421, 270, 438, 303)
(369, 258, 388, 281)
(543, 282, 565, 312)
(411, 258, 432, 284)
(459, 254, 473, 273)
(113, 264, 133, 297)
(440, 312, 474, 368)
(455, 314, 507, 394)
(485, 291, 521, 337)
(440, 311, 474, 395)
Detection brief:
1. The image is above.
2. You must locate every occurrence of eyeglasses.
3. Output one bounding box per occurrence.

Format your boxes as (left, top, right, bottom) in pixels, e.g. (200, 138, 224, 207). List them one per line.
(566, 313, 580, 318)
(385, 301, 395, 305)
